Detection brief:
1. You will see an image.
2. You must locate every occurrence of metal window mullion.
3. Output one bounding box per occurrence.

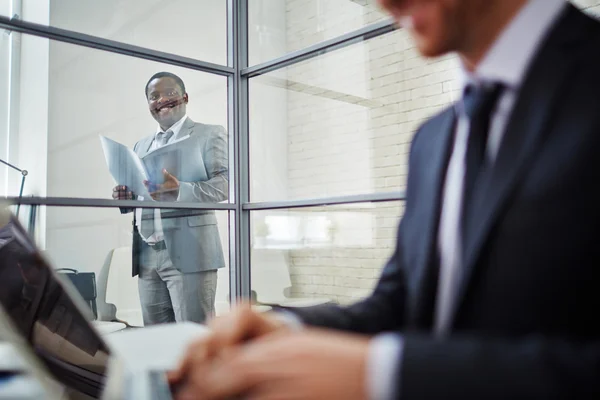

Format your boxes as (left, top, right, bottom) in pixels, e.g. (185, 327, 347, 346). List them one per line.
(243, 191, 406, 211)
(229, 0, 251, 305)
(0, 15, 234, 77)
(2, 196, 235, 210)
(242, 18, 396, 78)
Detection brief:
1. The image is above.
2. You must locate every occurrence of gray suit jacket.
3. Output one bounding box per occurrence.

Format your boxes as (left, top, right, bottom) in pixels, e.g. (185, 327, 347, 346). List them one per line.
(129, 117, 228, 275)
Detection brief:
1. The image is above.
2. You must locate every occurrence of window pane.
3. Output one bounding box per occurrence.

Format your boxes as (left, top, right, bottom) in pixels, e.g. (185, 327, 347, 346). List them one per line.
(248, 0, 389, 65)
(251, 202, 402, 305)
(0, 30, 10, 196)
(1, 35, 230, 204)
(9, 205, 233, 323)
(3, 0, 227, 64)
(249, 29, 460, 202)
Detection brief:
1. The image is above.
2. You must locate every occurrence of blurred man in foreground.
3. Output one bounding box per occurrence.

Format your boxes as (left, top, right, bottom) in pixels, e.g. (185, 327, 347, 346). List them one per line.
(170, 0, 600, 398)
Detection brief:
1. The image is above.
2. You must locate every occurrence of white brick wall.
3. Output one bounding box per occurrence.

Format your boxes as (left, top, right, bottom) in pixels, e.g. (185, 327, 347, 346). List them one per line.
(278, 0, 599, 304)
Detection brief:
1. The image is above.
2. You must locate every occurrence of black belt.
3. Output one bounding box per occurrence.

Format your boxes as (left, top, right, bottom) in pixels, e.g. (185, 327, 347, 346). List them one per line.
(148, 240, 167, 251)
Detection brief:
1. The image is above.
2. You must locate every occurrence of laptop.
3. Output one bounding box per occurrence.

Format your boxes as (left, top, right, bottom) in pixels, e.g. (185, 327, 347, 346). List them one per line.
(0, 206, 206, 399)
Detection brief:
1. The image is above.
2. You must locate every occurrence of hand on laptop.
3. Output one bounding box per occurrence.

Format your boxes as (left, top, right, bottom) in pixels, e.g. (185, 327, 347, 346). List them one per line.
(167, 304, 291, 397)
(169, 325, 370, 400)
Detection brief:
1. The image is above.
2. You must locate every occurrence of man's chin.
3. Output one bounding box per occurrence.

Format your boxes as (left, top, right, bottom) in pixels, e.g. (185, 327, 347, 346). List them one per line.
(414, 37, 450, 58)
(152, 113, 174, 126)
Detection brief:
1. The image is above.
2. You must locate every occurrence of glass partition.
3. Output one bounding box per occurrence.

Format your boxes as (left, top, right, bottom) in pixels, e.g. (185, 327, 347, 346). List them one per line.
(9, 205, 233, 324)
(3, 0, 227, 64)
(249, 29, 460, 202)
(251, 201, 402, 305)
(0, 34, 230, 204)
(248, 0, 389, 65)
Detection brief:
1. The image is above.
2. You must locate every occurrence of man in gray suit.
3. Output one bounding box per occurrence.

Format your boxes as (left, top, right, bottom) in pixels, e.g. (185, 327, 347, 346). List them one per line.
(112, 72, 227, 326)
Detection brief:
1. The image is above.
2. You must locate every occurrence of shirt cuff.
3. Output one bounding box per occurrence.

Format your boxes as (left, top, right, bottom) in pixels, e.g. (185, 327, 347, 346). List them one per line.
(176, 182, 193, 202)
(271, 310, 304, 331)
(367, 333, 404, 400)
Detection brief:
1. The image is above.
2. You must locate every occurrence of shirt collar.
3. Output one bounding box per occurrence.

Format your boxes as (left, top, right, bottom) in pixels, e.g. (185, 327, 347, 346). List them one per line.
(458, 0, 566, 90)
(156, 114, 188, 137)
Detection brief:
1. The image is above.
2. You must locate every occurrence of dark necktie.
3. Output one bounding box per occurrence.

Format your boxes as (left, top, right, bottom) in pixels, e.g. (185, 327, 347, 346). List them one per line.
(460, 83, 504, 239)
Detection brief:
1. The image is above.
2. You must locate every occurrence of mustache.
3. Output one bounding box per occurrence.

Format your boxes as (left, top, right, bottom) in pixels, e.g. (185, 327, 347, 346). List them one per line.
(152, 97, 185, 113)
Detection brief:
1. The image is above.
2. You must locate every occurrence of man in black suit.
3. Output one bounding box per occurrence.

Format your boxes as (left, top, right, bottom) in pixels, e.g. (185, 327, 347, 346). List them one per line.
(169, 0, 600, 399)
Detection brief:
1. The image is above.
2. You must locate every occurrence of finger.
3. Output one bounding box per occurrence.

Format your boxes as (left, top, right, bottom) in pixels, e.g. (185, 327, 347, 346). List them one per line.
(169, 336, 214, 384)
(208, 306, 258, 348)
(179, 351, 255, 400)
(163, 169, 172, 178)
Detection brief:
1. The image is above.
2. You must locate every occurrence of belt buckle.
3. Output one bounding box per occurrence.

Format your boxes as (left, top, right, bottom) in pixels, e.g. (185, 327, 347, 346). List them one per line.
(150, 240, 165, 251)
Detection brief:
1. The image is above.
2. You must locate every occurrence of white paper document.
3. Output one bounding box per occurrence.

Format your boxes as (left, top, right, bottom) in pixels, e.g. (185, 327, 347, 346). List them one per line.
(100, 136, 151, 198)
(100, 135, 208, 199)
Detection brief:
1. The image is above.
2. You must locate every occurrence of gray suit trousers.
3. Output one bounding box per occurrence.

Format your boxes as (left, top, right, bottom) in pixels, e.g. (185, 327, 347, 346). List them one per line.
(137, 244, 217, 325)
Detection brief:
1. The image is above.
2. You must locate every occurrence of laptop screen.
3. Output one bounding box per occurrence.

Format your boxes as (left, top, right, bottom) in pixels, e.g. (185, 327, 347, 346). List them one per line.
(0, 217, 111, 397)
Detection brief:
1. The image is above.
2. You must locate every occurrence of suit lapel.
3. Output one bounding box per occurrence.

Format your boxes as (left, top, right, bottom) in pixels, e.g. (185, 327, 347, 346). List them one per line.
(450, 5, 593, 327)
(138, 135, 154, 157)
(408, 109, 456, 327)
(172, 117, 195, 141)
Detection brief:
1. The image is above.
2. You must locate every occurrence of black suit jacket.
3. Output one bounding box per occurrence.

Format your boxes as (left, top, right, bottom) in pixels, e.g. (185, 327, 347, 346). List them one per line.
(289, 5, 600, 399)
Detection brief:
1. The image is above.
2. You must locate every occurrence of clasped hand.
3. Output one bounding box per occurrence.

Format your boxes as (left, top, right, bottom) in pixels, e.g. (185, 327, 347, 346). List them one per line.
(167, 305, 370, 400)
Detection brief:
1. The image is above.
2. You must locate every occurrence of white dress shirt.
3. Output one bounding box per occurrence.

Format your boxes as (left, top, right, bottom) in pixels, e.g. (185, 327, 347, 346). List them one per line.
(135, 114, 188, 243)
(367, 0, 567, 399)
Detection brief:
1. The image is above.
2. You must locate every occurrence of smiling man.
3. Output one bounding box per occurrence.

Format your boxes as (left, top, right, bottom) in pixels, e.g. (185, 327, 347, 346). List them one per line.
(112, 72, 228, 326)
(168, 0, 600, 399)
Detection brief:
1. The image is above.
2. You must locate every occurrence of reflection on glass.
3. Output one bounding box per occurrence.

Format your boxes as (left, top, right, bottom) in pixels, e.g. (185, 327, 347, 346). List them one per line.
(249, 0, 389, 65)
(251, 202, 402, 306)
(5, 0, 227, 63)
(249, 29, 460, 202)
(18, 206, 231, 325)
(0, 34, 229, 200)
(0, 23, 12, 198)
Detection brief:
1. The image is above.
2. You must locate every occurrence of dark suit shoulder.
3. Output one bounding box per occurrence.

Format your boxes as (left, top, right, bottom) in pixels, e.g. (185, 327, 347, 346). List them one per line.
(561, 5, 600, 73)
(410, 106, 454, 152)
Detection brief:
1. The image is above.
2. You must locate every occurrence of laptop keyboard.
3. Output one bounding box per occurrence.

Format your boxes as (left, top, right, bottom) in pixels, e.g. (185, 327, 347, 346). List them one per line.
(146, 370, 174, 400)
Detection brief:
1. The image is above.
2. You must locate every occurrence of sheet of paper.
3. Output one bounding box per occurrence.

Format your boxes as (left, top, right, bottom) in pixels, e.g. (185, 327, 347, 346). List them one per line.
(141, 134, 207, 184)
(100, 136, 151, 198)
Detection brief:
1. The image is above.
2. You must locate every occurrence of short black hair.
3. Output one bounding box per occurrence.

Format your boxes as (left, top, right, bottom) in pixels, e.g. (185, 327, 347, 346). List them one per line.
(145, 72, 186, 98)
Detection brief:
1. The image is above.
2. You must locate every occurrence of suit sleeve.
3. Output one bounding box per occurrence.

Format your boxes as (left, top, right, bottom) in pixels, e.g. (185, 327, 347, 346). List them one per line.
(397, 334, 600, 399)
(177, 125, 228, 203)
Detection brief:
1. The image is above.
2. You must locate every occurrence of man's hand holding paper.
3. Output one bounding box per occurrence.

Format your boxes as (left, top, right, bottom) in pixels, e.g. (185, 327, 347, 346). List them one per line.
(144, 169, 180, 201)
